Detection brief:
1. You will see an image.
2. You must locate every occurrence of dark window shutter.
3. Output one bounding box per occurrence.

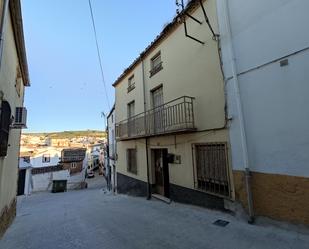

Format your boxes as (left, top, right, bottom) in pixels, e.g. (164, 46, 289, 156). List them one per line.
(127, 149, 137, 174)
(0, 101, 11, 157)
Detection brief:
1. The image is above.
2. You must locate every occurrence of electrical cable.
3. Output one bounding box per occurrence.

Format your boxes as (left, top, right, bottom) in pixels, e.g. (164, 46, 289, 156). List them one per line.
(88, 0, 111, 110)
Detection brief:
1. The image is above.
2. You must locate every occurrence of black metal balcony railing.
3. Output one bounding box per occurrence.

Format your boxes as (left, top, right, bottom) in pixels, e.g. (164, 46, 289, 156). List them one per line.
(116, 96, 196, 140)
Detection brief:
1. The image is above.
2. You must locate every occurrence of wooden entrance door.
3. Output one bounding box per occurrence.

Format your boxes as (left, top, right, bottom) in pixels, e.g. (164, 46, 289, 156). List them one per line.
(17, 169, 26, 196)
(152, 86, 164, 133)
(127, 101, 135, 136)
(153, 149, 170, 197)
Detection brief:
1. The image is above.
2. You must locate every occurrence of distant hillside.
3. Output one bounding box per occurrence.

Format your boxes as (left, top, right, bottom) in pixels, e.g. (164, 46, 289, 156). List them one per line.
(23, 130, 106, 139)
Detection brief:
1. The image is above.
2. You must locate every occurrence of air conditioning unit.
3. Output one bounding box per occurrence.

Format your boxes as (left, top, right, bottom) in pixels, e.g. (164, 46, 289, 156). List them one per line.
(12, 107, 27, 128)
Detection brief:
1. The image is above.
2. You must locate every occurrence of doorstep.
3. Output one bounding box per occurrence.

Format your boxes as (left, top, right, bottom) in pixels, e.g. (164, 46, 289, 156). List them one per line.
(152, 194, 171, 204)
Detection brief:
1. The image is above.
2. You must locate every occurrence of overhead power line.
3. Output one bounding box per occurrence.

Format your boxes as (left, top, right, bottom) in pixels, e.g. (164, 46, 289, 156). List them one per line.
(88, 0, 111, 110)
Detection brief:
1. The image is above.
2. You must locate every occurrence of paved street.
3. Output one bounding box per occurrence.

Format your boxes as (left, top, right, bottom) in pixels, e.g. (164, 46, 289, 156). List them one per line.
(1, 176, 309, 249)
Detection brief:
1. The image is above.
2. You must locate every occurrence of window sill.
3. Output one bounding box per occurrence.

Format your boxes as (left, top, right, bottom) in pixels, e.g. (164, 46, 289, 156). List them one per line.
(149, 64, 163, 78)
(127, 170, 137, 175)
(127, 85, 135, 93)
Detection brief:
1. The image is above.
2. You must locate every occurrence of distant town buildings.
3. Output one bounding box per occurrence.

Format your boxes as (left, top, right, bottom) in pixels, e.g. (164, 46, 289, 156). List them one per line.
(18, 132, 106, 194)
(20, 132, 106, 150)
(27, 147, 62, 168)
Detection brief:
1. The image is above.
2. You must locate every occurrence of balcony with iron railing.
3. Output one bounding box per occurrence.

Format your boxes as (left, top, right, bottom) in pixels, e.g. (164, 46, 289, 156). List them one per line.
(116, 96, 196, 140)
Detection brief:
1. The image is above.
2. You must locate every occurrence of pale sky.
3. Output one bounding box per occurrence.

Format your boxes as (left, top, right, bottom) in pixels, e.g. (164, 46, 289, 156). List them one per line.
(21, 1, 177, 132)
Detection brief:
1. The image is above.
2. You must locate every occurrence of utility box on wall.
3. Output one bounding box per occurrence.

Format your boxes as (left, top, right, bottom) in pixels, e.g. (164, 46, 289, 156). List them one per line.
(167, 153, 181, 164)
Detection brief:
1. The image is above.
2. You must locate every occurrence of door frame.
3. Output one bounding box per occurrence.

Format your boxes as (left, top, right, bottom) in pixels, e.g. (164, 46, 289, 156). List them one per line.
(151, 85, 164, 134)
(151, 148, 170, 198)
(17, 169, 26, 196)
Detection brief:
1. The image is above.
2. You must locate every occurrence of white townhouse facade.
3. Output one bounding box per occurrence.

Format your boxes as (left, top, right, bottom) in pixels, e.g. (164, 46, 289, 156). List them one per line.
(113, 0, 232, 209)
(30, 147, 62, 168)
(216, 0, 309, 224)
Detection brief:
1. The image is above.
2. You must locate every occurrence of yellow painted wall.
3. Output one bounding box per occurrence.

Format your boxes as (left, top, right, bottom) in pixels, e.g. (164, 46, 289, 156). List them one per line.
(148, 130, 229, 189)
(0, 10, 25, 213)
(115, 0, 225, 130)
(115, 0, 229, 191)
(116, 139, 148, 182)
(116, 130, 231, 195)
(115, 63, 145, 124)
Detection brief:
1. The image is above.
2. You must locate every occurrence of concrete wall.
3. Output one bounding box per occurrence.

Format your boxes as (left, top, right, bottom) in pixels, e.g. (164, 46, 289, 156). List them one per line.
(217, 0, 309, 177)
(0, 7, 25, 217)
(216, 0, 309, 224)
(32, 168, 86, 192)
(32, 170, 69, 192)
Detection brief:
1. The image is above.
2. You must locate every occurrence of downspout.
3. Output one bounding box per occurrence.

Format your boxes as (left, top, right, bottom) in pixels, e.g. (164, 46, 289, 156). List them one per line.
(141, 55, 151, 200)
(114, 118, 117, 194)
(0, 0, 9, 71)
(221, 0, 254, 223)
(106, 127, 110, 190)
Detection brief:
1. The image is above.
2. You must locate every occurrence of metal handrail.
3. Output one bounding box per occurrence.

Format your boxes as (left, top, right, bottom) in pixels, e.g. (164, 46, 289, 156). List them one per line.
(117, 96, 195, 124)
(116, 96, 195, 139)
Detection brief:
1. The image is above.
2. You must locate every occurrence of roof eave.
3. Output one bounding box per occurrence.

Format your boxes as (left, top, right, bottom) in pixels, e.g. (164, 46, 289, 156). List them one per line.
(112, 0, 202, 88)
(9, 0, 30, 87)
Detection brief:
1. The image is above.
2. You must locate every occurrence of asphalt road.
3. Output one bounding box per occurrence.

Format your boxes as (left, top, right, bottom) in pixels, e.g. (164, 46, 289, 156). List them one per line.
(1, 176, 309, 249)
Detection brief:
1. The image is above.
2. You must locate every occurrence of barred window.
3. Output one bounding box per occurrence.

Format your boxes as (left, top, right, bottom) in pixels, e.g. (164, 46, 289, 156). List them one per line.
(127, 148, 137, 174)
(195, 143, 230, 197)
(0, 101, 11, 157)
(150, 51, 163, 77)
(127, 75, 135, 93)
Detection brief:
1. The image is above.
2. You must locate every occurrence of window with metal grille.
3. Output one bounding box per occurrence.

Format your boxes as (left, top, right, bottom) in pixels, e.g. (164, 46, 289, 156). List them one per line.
(127, 101, 135, 136)
(127, 75, 135, 93)
(127, 148, 137, 174)
(150, 51, 163, 77)
(195, 143, 230, 197)
(127, 101, 135, 119)
(0, 101, 11, 157)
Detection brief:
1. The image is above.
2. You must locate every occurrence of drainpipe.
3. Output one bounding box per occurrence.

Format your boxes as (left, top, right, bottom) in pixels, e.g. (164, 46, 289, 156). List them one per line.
(141, 56, 151, 200)
(114, 118, 117, 194)
(0, 0, 9, 71)
(106, 128, 111, 191)
(221, 0, 254, 223)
